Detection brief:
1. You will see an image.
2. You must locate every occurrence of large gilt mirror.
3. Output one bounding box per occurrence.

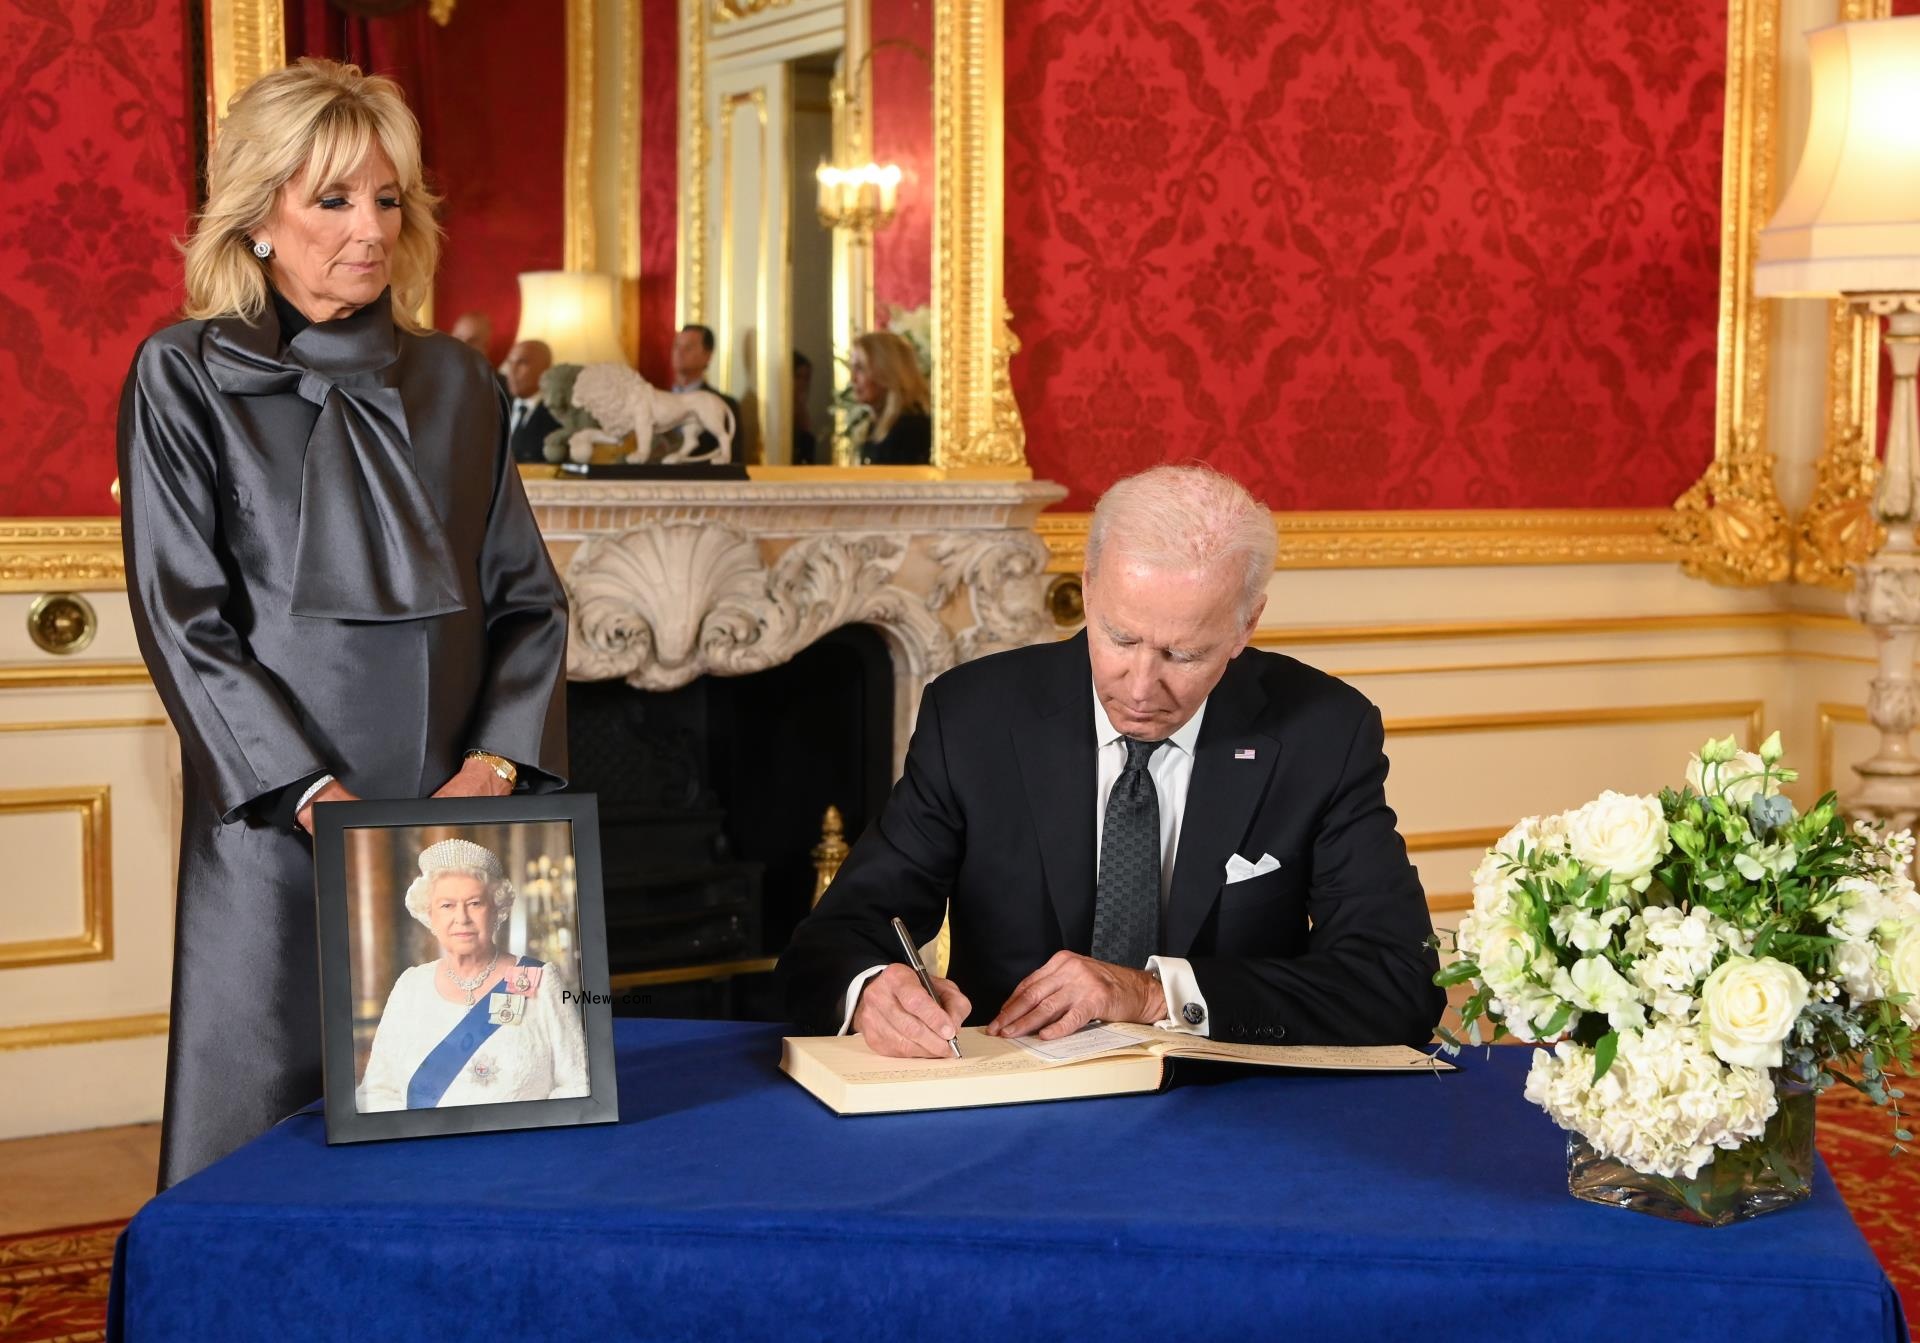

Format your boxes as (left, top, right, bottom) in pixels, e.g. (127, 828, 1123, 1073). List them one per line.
(207, 0, 1026, 474)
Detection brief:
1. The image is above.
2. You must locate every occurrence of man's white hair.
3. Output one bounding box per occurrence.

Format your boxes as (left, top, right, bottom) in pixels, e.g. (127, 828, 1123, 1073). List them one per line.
(1084, 464, 1276, 617)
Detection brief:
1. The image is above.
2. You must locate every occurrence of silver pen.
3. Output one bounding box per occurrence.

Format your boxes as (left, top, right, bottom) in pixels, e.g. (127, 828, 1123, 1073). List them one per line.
(891, 916, 963, 1059)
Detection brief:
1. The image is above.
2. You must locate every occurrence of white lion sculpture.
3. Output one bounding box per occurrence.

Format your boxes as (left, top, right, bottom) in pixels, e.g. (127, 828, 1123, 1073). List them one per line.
(567, 363, 736, 465)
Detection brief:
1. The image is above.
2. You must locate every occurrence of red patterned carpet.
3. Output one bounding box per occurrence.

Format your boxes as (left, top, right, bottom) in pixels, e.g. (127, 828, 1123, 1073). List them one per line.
(1819, 1086, 1920, 1338)
(0, 1220, 118, 1343)
(0, 1113, 1912, 1343)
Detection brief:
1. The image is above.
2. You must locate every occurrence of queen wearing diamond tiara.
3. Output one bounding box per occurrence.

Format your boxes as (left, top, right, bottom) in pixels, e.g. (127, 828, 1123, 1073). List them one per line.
(359, 839, 588, 1111)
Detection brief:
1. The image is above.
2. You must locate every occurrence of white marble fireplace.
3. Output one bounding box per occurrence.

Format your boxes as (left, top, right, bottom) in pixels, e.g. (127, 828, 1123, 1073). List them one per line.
(525, 477, 1068, 767)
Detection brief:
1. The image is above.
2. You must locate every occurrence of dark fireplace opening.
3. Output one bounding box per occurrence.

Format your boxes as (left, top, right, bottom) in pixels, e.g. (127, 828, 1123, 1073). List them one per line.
(564, 624, 895, 1021)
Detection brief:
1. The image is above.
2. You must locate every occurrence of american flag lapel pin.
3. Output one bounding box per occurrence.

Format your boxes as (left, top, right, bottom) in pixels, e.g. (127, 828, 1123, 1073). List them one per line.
(1234, 747, 1257, 760)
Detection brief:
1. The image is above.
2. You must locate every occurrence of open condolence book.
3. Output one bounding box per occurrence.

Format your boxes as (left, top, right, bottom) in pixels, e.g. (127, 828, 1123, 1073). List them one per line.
(780, 1021, 1452, 1115)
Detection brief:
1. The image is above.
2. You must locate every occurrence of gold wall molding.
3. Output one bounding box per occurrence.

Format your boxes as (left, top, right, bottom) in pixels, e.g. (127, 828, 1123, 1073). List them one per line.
(1796, 305, 1883, 587)
(620, 0, 643, 361)
(0, 520, 125, 593)
(713, 0, 797, 21)
(0, 665, 151, 690)
(206, 0, 285, 135)
(0, 786, 112, 971)
(681, 0, 711, 325)
(1663, 0, 1792, 587)
(1253, 611, 1806, 647)
(563, 0, 598, 271)
(1816, 702, 1870, 797)
(1328, 649, 1795, 681)
(1038, 510, 1681, 574)
(933, 0, 1025, 468)
(0, 1012, 167, 1053)
(0, 717, 165, 735)
(1385, 702, 1764, 749)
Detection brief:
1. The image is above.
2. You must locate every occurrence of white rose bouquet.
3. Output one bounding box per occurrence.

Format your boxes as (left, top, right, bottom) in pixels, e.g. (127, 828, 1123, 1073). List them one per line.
(1441, 734, 1919, 1202)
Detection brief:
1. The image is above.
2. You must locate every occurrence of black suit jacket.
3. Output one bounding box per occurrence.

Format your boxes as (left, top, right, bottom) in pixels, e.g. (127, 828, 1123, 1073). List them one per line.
(508, 400, 562, 463)
(778, 633, 1445, 1046)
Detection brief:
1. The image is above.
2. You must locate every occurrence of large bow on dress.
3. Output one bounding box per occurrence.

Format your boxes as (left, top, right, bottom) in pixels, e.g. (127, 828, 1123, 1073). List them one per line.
(202, 289, 466, 622)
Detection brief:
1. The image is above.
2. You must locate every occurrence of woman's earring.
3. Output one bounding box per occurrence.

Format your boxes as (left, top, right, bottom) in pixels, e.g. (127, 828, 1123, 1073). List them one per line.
(251, 239, 273, 260)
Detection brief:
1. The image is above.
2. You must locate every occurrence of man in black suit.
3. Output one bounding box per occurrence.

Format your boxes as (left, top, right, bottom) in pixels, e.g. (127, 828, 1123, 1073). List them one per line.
(779, 464, 1444, 1056)
(659, 323, 742, 461)
(503, 339, 562, 463)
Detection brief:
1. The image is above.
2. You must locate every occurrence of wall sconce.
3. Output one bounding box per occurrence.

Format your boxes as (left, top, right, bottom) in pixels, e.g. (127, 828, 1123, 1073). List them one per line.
(816, 38, 928, 235)
(514, 270, 628, 367)
(816, 161, 904, 232)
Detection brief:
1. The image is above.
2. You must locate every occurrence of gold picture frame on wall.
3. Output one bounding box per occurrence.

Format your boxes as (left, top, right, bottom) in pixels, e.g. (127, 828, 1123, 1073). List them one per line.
(678, 0, 1026, 473)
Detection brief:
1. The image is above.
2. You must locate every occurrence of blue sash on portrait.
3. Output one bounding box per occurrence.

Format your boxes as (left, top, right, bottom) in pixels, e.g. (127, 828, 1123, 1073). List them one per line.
(407, 955, 543, 1109)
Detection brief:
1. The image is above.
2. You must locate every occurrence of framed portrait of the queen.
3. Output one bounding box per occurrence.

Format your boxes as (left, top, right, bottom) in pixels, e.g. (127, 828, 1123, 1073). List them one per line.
(312, 793, 618, 1144)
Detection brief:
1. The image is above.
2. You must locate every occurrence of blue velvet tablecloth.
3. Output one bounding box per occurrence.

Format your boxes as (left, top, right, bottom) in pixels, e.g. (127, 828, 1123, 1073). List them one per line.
(110, 1019, 1906, 1342)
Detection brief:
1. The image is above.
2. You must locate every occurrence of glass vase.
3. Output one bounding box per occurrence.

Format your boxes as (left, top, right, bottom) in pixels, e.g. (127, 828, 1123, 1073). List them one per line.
(1565, 1079, 1816, 1227)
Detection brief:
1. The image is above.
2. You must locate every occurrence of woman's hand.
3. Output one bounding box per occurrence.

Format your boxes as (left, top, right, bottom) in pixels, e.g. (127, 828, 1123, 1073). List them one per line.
(297, 779, 360, 834)
(433, 756, 513, 799)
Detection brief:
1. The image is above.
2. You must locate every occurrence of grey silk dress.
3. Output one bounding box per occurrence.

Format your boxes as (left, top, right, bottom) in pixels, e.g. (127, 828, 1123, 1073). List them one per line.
(117, 289, 569, 1188)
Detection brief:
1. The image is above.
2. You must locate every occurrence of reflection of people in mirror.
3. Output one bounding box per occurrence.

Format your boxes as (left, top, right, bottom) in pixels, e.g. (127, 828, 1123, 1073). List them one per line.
(503, 340, 561, 462)
(851, 331, 931, 465)
(359, 839, 588, 1111)
(792, 350, 820, 464)
(450, 310, 505, 390)
(449, 310, 492, 357)
(657, 323, 741, 460)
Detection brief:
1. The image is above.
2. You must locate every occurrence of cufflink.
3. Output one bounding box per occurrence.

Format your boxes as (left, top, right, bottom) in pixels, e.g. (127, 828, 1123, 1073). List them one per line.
(1182, 1002, 1205, 1026)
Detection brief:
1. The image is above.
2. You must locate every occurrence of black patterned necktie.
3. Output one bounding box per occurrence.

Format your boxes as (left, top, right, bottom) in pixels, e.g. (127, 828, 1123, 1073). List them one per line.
(1091, 737, 1165, 968)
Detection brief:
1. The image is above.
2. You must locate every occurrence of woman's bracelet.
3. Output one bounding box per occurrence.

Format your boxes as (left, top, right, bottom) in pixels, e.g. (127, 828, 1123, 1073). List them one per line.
(464, 749, 518, 786)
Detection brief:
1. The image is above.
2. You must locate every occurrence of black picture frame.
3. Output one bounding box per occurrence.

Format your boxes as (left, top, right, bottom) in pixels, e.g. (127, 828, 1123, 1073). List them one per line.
(312, 793, 618, 1145)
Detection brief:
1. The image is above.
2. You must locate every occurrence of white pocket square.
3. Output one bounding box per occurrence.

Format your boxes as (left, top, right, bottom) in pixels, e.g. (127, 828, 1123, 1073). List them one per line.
(1224, 852, 1282, 884)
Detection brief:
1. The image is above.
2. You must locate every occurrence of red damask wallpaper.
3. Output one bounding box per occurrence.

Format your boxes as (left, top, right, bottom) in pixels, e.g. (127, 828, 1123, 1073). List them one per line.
(425, 0, 566, 364)
(639, 0, 679, 385)
(0, 0, 194, 516)
(289, 1, 567, 367)
(1005, 0, 1727, 511)
(872, 0, 934, 321)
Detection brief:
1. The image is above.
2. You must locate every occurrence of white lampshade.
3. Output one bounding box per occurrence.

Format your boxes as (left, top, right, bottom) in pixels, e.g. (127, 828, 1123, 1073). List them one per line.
(1755, 16, 1920, 297)
(513, 271, 628, 366)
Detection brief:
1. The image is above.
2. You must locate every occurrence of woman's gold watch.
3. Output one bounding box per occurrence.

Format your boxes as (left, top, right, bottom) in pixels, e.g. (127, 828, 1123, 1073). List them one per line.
(464, 749, 518, 787)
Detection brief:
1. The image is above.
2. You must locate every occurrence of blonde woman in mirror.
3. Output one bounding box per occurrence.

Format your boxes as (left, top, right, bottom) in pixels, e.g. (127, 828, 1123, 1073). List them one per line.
(359, 839, 588, 1111)
(850, 331, 932, 465)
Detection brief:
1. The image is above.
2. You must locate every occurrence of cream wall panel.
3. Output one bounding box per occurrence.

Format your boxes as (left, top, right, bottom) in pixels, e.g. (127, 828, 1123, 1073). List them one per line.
(0, 719, 173, 1023)
(0, 802, 90, 946)
(0, 668, 174, 1137)
(1257, 563, 1782, 629)
(0, 1035, 167, 1141)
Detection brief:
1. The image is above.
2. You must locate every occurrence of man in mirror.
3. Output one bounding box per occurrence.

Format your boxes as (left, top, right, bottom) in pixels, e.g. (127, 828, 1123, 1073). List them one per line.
(504, 340, 561, 463)
(778, 464, 1445, 1056)
(450, 311, 493, 358)
(657, 323, 742, 461)
(793, 350, 820, 465)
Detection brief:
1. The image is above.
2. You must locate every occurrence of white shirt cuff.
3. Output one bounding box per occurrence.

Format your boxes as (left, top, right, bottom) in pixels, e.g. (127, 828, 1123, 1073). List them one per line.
(1147, 955, 1210, 1037)
(837, 964, 889, 1035)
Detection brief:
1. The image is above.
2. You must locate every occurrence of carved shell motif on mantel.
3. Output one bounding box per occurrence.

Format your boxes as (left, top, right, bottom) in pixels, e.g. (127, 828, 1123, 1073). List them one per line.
(565, 523, 1056, 691)
(566, 522, 1059, 692)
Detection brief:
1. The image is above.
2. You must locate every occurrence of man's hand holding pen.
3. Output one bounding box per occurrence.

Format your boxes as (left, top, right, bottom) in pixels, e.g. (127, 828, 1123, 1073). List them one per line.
(851, 963, 972, 1059)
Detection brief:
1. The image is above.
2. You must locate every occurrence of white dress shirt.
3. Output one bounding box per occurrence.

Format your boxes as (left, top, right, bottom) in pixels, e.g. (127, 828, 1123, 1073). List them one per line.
(837, 687, 1216, 1037)
(508, 395, 542, 436)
